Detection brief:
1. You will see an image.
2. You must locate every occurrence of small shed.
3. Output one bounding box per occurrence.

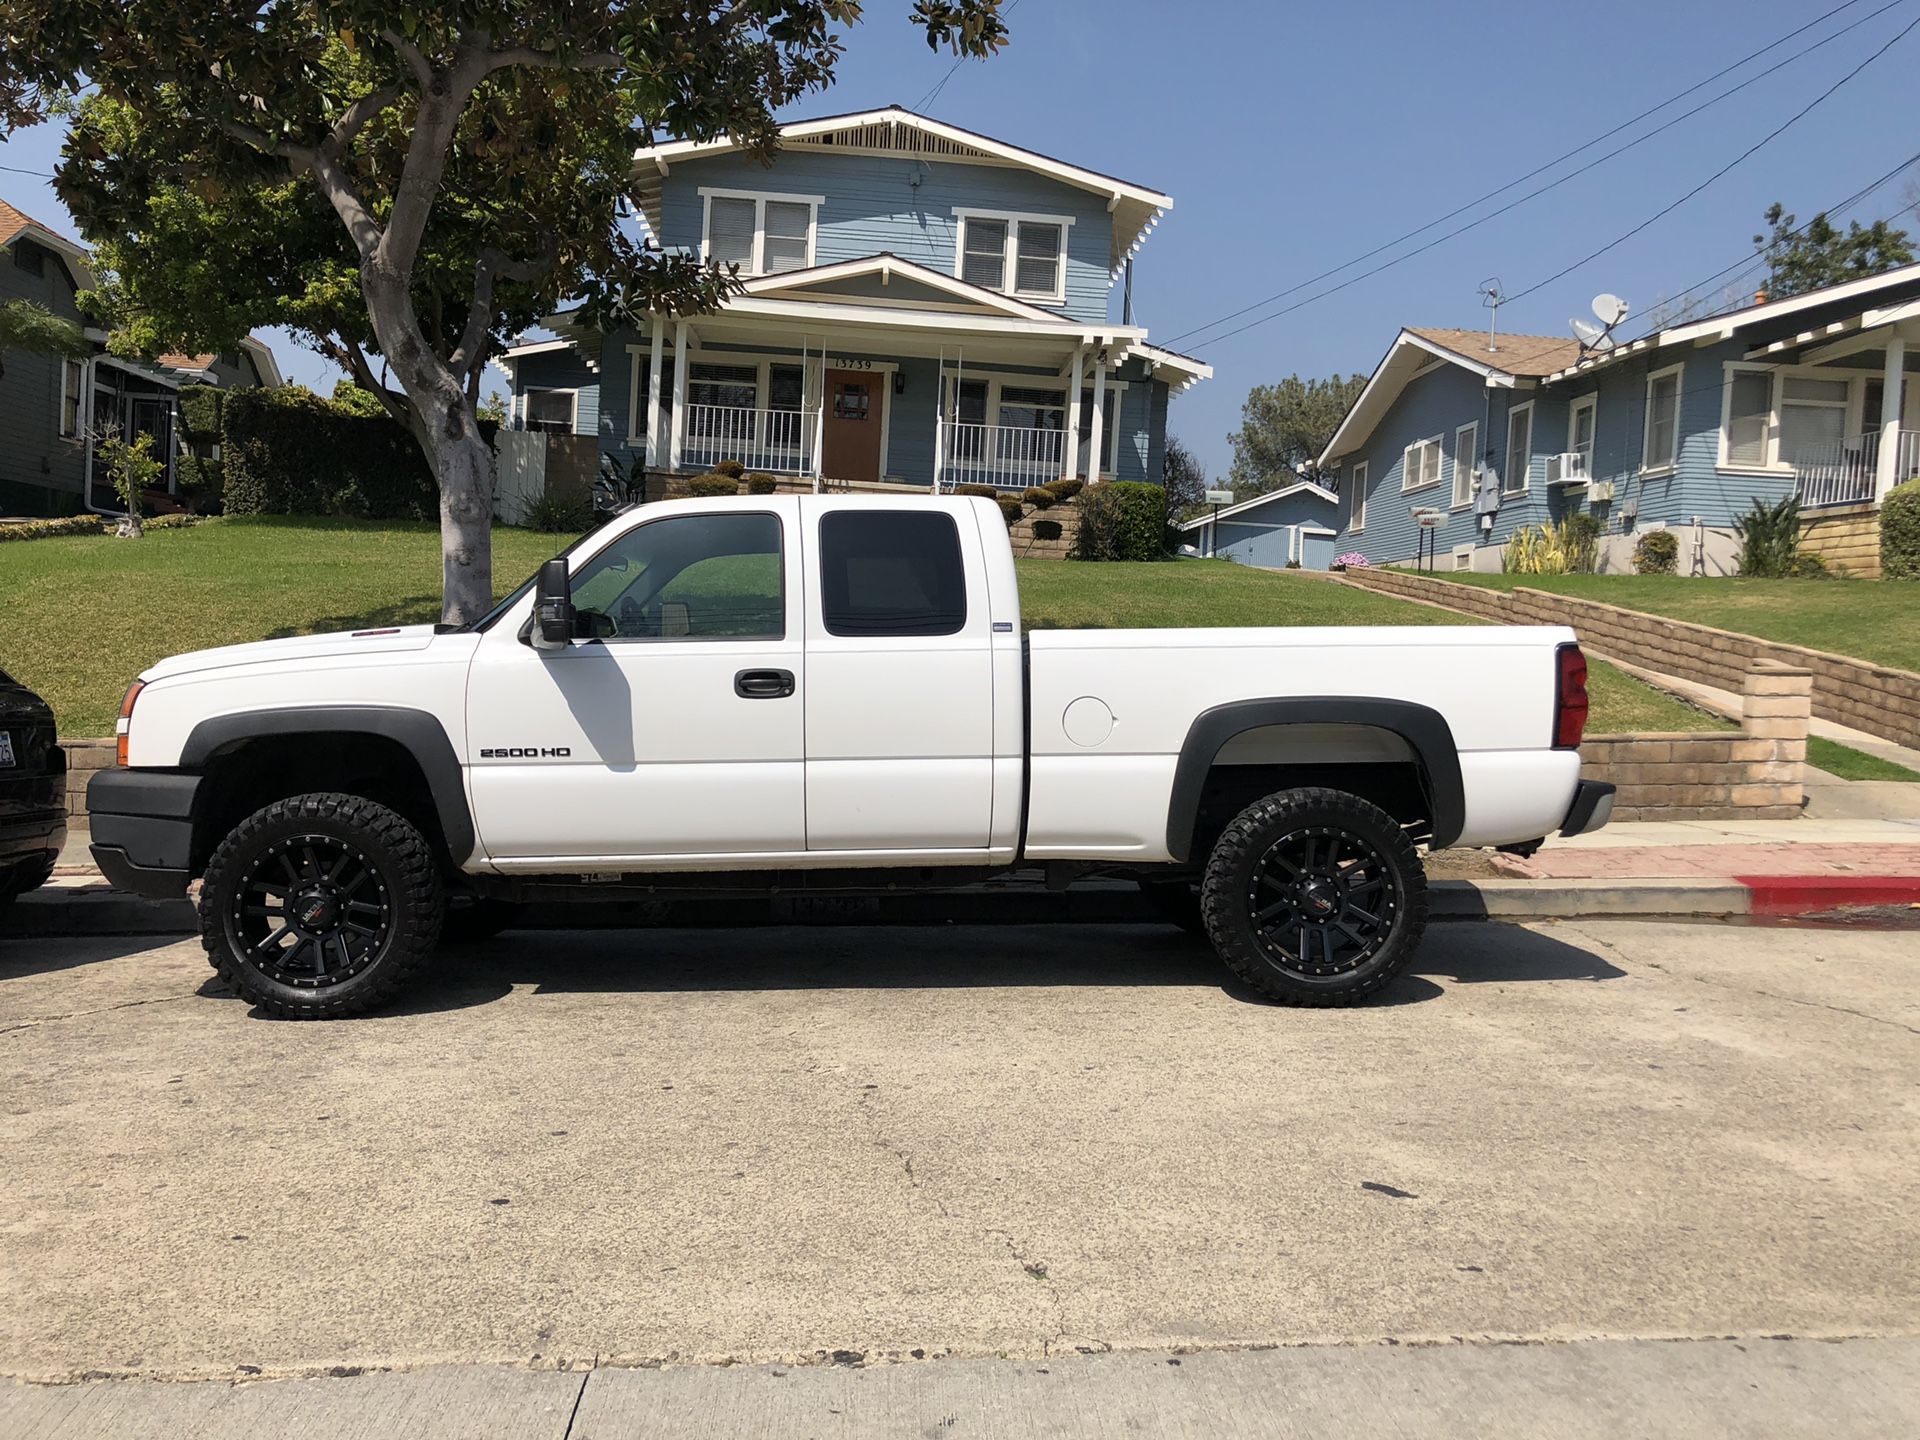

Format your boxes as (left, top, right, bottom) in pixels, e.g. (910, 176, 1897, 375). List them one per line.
(1179, 481, 1341, 569)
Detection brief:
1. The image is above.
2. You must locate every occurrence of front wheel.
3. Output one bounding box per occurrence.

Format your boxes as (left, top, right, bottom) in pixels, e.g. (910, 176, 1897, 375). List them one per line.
(199, 793, 444, 1019)
(1200, 787, 1427, 1006)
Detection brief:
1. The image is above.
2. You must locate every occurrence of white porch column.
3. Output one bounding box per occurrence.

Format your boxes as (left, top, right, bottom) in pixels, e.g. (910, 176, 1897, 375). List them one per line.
(1087, 357, 1108, 485)
(1875, 331, 1906, 503)
(644, 315, 667, 472)
(1063, 344, 1086, 480)
(668, 319, 689, 472)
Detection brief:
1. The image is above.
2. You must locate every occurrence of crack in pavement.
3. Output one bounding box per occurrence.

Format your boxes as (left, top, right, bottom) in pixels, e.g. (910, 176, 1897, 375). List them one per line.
(0, 993, 200, 1037)
(1557, 921, 1920, 1037)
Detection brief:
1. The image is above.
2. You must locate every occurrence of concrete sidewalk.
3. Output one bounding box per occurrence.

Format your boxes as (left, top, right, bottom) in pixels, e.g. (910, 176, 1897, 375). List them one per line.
(6, 1339, 1919, 1438)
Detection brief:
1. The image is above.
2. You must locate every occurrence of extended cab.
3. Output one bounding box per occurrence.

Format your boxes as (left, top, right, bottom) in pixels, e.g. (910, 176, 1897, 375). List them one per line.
(89, 495, 1611, 1016)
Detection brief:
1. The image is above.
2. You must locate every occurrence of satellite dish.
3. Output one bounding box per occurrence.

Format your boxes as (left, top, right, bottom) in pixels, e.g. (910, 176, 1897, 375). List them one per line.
(1592, 293, 1630, 327)
(1570, 317, 1615, 352)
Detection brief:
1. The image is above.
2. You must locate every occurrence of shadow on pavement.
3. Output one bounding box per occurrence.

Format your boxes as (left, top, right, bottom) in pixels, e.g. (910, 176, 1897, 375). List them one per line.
(192, 920, 1625, 1020)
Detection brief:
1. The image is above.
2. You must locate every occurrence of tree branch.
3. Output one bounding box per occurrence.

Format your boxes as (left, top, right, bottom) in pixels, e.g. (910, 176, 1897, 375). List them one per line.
(449, 240, 557, 378)
(481, 46, 623, 74)
(377, 29, 434, 90)
(326, 82, 401, 157)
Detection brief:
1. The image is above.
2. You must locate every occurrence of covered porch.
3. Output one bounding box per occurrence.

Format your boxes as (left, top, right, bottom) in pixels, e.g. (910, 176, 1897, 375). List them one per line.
(605, 256, 1208, 490)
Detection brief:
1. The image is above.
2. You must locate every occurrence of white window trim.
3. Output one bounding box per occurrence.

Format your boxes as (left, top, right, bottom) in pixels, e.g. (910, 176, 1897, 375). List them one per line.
(951, 207, 1075, 304)
(1715, 360, 1865, 475)
(1641, 362, 1684, 476)
(59, 355, 84, 439)
(624, 344, 653, 446)
(1351, 460, 1369, 532)
(1568, 393, 1597, 461)
(522, 386, 579, 434)
(1401, 433, 1443, 493)
(1503, 400, 1534, 496)
(698, 188, 824, 277)
(1451, 421, 1478, 510)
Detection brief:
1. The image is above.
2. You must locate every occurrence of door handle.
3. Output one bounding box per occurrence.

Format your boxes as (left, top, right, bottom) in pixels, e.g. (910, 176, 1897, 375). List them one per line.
(734, 668, 795, 699)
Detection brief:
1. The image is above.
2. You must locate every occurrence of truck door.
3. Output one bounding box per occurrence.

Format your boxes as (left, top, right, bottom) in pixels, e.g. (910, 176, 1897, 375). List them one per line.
(801, 499, 996, 853)
(465, 499, 807, 862)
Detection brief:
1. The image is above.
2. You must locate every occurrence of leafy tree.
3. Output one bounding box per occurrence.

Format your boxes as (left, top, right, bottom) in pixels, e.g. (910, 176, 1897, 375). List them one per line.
(1162, 433, 1207, 519)
(1227, 372, 1366, 497)
(1, 1, 1008, 623)
(1754, 202, 1914, 300)
(96, 426, 163, 538)
(0, 297, 87, 379)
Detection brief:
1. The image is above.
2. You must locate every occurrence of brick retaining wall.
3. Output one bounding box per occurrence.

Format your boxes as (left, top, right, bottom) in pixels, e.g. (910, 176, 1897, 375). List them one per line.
(59, 739, 113, 821)
(1343, 566, 1918, 747)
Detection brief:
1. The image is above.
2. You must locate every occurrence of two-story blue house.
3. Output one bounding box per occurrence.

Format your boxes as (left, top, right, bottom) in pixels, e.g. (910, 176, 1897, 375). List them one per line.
(1320, 263, 1920, 575)
(502, 106, 1210, 491)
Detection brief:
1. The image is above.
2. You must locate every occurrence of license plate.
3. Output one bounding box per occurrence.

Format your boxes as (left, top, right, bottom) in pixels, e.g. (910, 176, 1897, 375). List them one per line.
(0, 732, 13, 768)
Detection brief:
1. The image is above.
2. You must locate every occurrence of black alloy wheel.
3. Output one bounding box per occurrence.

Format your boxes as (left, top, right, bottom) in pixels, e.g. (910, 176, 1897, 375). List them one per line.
(229, 834, 392, 989)
(1201, 787, 1428, 1006)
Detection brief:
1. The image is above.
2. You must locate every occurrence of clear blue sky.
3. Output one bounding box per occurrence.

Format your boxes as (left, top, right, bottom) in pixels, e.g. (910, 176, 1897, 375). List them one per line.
(4, 0, 1916, 480)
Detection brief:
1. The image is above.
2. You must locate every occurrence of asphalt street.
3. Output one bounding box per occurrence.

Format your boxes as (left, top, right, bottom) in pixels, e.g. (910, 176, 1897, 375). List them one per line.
(2, 915, 1917, 1432)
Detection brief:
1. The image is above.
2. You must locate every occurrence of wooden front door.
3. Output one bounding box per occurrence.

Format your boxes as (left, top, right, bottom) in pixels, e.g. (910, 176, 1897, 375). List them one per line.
(821, 368, 885, 483)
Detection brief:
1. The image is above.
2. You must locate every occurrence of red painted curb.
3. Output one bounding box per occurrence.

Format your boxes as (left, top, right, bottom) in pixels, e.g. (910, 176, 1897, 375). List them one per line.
(1734, 875, 1920, 918)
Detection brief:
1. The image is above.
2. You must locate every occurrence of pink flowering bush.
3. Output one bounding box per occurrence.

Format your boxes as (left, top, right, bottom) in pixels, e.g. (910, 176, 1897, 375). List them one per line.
(1332, 552, 1371, 570)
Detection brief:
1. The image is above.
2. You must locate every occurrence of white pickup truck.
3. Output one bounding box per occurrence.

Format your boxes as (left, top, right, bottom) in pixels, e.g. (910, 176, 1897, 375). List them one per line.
(89, 494, 1611, 1017)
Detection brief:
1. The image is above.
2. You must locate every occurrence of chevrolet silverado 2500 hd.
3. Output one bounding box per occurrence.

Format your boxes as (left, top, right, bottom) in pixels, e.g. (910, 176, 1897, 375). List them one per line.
(88, 494, 1612, 1016)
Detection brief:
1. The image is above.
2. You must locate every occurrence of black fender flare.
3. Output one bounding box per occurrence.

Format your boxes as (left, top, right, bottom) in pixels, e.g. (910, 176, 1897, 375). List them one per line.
(1164, 697, 1465, 862)
(180, 706, 475, 865)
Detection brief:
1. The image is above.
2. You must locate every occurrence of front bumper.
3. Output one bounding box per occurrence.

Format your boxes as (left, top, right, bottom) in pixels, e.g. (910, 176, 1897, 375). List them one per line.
(1560, 780, 1616, 837)
(87, 769, 201, 899)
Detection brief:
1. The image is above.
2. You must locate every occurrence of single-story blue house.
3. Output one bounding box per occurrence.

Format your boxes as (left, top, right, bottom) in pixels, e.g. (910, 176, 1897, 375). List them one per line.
(501, 107, 1210, 492)
(1176, 480, 1340, 569)
(1319, 262, 1920, 574)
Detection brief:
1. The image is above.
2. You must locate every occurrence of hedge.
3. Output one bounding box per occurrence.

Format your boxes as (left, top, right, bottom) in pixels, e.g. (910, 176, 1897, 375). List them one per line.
(1883, 478, 1920, 580)
(1073, 481, 1167, 561)
(0, 513, 202, 543)
(686, 472, 742, 497)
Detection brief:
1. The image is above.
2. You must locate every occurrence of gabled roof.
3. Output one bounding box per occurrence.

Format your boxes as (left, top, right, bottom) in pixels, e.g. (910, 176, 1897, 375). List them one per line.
(155, 336, 284, 388)
(630, 105, 1171, 276)
(1321, 325, 1562, 465)
(0, 198, 96, 287)
(1405, 327, 1581, 378)
(741, 252, 1070, 322)
(1175, 480, 1339, 530)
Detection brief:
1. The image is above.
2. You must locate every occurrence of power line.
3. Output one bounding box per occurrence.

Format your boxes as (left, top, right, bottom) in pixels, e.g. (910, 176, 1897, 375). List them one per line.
(1162, 0, 1905, 351)
(1505, 9, 1920, 304)
(0, 161, 53, 178)
(916, 0, 1020, 111)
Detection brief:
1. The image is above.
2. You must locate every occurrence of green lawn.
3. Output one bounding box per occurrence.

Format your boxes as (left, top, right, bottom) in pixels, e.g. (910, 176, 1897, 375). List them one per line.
(0, 519, 1718, 736)
(1807, 736, 1920, 782)
(1417, 570, 1920, 673)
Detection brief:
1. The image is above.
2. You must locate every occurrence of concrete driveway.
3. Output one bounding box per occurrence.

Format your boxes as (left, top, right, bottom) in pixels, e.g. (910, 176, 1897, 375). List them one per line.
(1, 918, 1917, 1388)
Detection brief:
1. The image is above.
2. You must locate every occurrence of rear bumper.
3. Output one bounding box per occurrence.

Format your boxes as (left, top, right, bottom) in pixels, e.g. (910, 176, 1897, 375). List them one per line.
(87, 769, 200, 899)
(1560, 780, 1616, 837)
(0, 816, 64, 896)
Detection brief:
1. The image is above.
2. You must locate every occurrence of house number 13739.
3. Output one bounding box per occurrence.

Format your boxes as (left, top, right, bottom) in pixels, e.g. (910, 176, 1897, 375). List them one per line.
(830, 358, 874, 370)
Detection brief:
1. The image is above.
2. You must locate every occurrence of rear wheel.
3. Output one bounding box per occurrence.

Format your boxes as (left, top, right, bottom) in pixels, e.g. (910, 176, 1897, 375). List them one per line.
(199, 793, 444, 1019)
(1200, 787, 1427, 1006)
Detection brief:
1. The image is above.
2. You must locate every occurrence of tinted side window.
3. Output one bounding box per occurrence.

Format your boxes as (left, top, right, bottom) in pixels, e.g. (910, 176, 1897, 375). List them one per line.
(568, 512, 783, 640)
(819, 511, 967, 637)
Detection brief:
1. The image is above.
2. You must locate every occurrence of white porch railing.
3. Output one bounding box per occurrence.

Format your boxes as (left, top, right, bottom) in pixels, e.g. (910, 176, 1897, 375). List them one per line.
(1794, 430, 1920, 508)
(936, 419, 1068, 491)
(680, 403, 818, 475)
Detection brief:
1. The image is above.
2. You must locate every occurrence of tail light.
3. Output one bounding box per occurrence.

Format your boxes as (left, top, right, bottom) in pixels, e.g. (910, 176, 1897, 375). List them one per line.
(116, 680, 144, 767)
(1553, 644, 1589, 750)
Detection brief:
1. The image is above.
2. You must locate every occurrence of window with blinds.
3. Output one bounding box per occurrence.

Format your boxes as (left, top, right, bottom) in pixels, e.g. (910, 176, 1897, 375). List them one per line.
(702, 192, 816, 275)
(763, 202, 812, 273)
(707, 197, 756, 269)
(1014, 223, 1063, 296)
(956, 215, 1067, 299)
(960, 219, 1008, 289)
(999, 386, 1066, 431)
(1726, 369, 1773, 468)
(1504, 404, 1533, 493)
(1643, 369, 1681, 471)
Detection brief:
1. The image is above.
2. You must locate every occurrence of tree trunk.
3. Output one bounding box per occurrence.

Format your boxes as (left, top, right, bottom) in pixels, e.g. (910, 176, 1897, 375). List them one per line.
(435, 415, 496, 626)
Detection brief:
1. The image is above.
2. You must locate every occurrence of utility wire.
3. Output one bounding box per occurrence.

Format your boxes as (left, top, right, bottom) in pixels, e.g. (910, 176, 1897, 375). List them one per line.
(1163, 0, 1906, 350)
(0, 161, 54, 177)
(1505, 9, 1920, 304)
(917, 0, 1020, 111)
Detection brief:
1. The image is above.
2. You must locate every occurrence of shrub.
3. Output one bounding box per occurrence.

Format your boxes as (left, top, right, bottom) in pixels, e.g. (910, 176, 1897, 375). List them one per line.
(1045, 477, 1085, 502)
(521, 490, 593, 534)
(686, 472, 742, 497)
(1332, 552, 1370, 570)
(995, 494, 1024, 526)
(0, 513, 202, 542)
(1073, 481, 1168, 561)
(714, 459, 747, 480)
(1733, 495, 1801, 577)
(1563, 512, 1601, 573)
(744, 473, 779, 495)
(175, 385, 224, 443)
(1883, 478, 1920, 579)
(1633, 529, 1679, 575)
(1031, 519, 1062, 541)
(221, 385, 441, 520)
(1787, 551, 1833, 579)
(173, 452, 226, 515)
(1021, 486, 1055, 509)
(953, 483, 1001, 499)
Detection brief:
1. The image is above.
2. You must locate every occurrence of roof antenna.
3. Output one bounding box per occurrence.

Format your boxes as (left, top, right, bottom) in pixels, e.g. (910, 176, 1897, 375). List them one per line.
(1478, 278, 1505, 354)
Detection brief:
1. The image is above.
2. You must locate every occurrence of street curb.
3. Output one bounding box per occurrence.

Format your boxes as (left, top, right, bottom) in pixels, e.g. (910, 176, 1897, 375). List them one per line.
(1734, 874, 1920, 917)
(0, 875, 1800, 939)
